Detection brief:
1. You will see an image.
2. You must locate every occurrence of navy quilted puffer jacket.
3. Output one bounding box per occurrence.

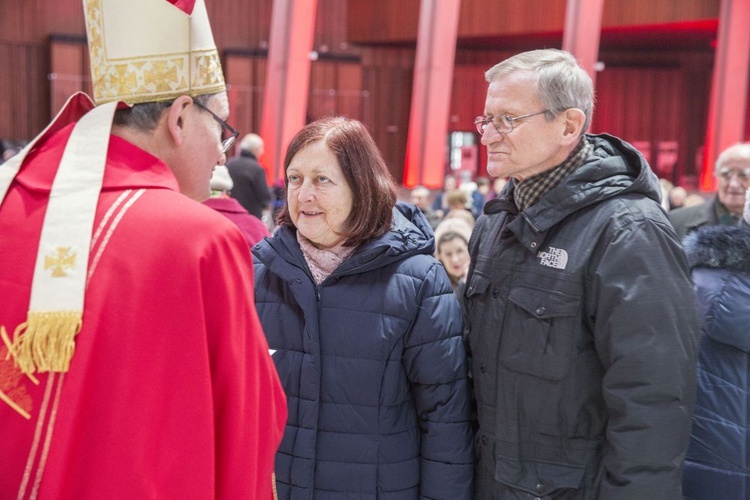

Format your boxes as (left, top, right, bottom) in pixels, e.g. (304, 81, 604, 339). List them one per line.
(682, 224, 750, 500)
(252, 202, 474, 499)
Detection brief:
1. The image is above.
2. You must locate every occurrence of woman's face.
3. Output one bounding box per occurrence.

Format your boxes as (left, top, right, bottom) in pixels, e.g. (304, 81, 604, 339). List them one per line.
(437, 236, 470, 280)
(286, 140, 354, 249)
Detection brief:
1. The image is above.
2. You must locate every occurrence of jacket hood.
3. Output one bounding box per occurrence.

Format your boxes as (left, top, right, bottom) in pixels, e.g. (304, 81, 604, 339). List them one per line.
(684, 224, 750, 273)
(685, 224, 750, 353)
(254, 201, 435, 279)
(519, 133, 663, 232)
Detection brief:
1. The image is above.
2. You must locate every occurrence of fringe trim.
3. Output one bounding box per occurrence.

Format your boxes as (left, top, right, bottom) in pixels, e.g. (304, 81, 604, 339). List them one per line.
(7, 311, 82, 374)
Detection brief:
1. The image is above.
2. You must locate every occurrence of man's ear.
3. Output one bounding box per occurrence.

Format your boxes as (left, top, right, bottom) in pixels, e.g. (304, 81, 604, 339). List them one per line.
(165, 95, 194, 147)
(561, 108, 586, 144)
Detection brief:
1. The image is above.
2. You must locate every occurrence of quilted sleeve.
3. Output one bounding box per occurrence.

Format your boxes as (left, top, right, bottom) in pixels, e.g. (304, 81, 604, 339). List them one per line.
(402, 261, 474, 499)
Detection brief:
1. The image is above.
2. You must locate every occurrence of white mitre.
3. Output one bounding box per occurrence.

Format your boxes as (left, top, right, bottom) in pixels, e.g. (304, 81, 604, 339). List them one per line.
(85, 0, 226, 104)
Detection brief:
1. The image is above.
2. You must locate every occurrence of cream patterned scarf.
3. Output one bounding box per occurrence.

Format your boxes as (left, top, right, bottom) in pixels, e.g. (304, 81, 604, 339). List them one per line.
(297, 232, 357, 285)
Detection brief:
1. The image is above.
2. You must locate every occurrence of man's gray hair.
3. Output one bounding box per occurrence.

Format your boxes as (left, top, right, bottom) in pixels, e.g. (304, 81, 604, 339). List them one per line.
(485, 49, 594, 134)
(715, 142, 750, 172)
(240, 133, 264, 155)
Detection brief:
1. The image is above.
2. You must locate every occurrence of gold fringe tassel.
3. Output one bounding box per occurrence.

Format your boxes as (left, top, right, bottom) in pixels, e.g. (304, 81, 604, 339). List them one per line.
(8, 311, 82, 374)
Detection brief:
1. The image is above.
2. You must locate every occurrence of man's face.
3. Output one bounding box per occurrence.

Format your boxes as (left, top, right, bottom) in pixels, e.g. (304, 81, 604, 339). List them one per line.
(716, 156, 750, 216)
(175, 92, 231, 201)
(481, 70, 568, 181)
(410, 190, 429, 208)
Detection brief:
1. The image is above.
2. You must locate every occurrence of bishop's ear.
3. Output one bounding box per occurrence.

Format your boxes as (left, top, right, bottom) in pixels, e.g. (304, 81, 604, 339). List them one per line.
(561, 108, 587, 143)
(165, 95, 194, 147)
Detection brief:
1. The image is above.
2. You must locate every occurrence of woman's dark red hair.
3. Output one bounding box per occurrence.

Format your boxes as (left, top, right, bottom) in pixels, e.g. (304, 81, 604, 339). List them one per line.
(277, 117, 397, 247)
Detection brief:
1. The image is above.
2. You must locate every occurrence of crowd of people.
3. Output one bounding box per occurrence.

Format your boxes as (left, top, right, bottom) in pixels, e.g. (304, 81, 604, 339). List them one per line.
(0, 1, 748, 499)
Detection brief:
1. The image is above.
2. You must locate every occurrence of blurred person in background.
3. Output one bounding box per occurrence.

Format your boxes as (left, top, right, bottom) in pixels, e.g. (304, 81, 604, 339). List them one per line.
(681, 187, 750, 499)
(434, 217, 473, 299)
(473, 176, 491, 215)
(431, 174, 458, 219)
(444, 189, 475, 226)
(410, 184, 440, 229)
(669, 143, 750, 240)
(668, 185, 688, 210)
(203, 165, 270, 246)
(226, 132, 273, 222)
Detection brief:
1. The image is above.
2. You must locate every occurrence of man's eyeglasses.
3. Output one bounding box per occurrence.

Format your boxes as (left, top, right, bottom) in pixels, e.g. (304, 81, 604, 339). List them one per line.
(193, 100, 239, 154)
(716, 167, 750, 183)
(474, 110, 550, 136)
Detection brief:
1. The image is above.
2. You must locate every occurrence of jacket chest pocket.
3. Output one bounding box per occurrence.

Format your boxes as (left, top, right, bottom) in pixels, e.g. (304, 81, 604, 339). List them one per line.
(500, 286, 580, 381)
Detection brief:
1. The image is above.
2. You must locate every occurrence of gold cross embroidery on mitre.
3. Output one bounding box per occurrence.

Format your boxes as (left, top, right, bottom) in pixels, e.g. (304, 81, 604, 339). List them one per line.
(44, 247, 76, 277)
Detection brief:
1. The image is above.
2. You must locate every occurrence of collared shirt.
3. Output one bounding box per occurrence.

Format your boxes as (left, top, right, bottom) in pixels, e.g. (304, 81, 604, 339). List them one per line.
(714, 199, 741, 226)
(514, 138, 593, 212)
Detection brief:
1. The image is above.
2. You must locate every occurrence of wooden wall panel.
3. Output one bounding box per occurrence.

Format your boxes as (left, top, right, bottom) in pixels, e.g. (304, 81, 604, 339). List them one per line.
(360, 47, 416, 181)
(459, 0, 567, 37)
(0, 43, 48, 141)
(347, 2, 420, 44)
(206, 0, 274, 49)
(334, 63, 365, 120)
(602, 0, 719, 26)
(49, 40, 91, 116)
(591, 65, 698, 185)
(348, 0, 719, 44)
(225, 55, 265, 143)
(308, 61, 365, 122)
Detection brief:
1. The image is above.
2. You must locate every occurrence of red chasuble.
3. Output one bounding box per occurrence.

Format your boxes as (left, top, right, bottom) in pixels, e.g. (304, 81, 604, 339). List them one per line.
(0, 95, 287, 499)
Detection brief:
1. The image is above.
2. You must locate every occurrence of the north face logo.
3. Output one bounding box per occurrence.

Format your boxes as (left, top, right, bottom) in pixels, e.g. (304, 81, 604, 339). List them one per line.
(538, 246, 568, 270)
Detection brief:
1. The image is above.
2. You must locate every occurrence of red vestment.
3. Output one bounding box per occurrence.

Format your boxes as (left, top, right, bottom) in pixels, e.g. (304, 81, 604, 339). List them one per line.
(0, 95, 287, 499)
(202, 197, 270, 247)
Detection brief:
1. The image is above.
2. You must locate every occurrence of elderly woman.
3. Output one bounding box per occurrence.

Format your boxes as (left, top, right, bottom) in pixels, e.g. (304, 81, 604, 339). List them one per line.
(252, 117, 473, 499)
(681, 188, 750, 499)
(434, 218, 473, 299)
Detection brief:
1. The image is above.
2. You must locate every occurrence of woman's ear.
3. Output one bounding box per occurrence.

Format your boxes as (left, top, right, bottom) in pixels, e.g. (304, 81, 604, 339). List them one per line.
(561, 108, 586, 144)
(165, 95, 194, 147)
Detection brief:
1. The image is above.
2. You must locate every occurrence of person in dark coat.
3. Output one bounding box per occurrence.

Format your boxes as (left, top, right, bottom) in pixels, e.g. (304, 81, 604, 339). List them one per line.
(669, 143, 750, 240)
(466, 49, 700, 499)
(203, 165, 270, 246)
(226, 133, 273, 220)
(252, 117, 474, 499)
(681, 188, 750, 500)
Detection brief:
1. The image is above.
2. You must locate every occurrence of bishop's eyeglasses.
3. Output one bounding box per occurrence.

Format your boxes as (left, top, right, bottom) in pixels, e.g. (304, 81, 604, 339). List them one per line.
(193, 100, 239, 154)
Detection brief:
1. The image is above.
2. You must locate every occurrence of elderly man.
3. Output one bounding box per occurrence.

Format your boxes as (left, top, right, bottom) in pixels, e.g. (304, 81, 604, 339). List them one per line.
(465, 49, 700, 499)
(669, 143, 750, 240)
(410, 185, 441, 229)
(0, 0, 285, 498)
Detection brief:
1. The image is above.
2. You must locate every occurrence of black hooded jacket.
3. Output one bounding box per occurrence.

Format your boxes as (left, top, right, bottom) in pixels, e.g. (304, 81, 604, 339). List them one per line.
(465, 133, 701, 499)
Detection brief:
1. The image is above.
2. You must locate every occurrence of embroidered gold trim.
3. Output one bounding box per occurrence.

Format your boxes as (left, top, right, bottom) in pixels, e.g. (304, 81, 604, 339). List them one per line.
(0, 389, 30, 420)
(9, 312, 82, 375)
(86, 0, 225, 105)
(43, 247, 76, 277)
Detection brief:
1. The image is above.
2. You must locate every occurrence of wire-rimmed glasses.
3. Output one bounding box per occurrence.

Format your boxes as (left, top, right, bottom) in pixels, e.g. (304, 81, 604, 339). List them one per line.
(716, 167, 750, 183)
(474, 110, 550, 136)
(193, 100, 239, 154)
